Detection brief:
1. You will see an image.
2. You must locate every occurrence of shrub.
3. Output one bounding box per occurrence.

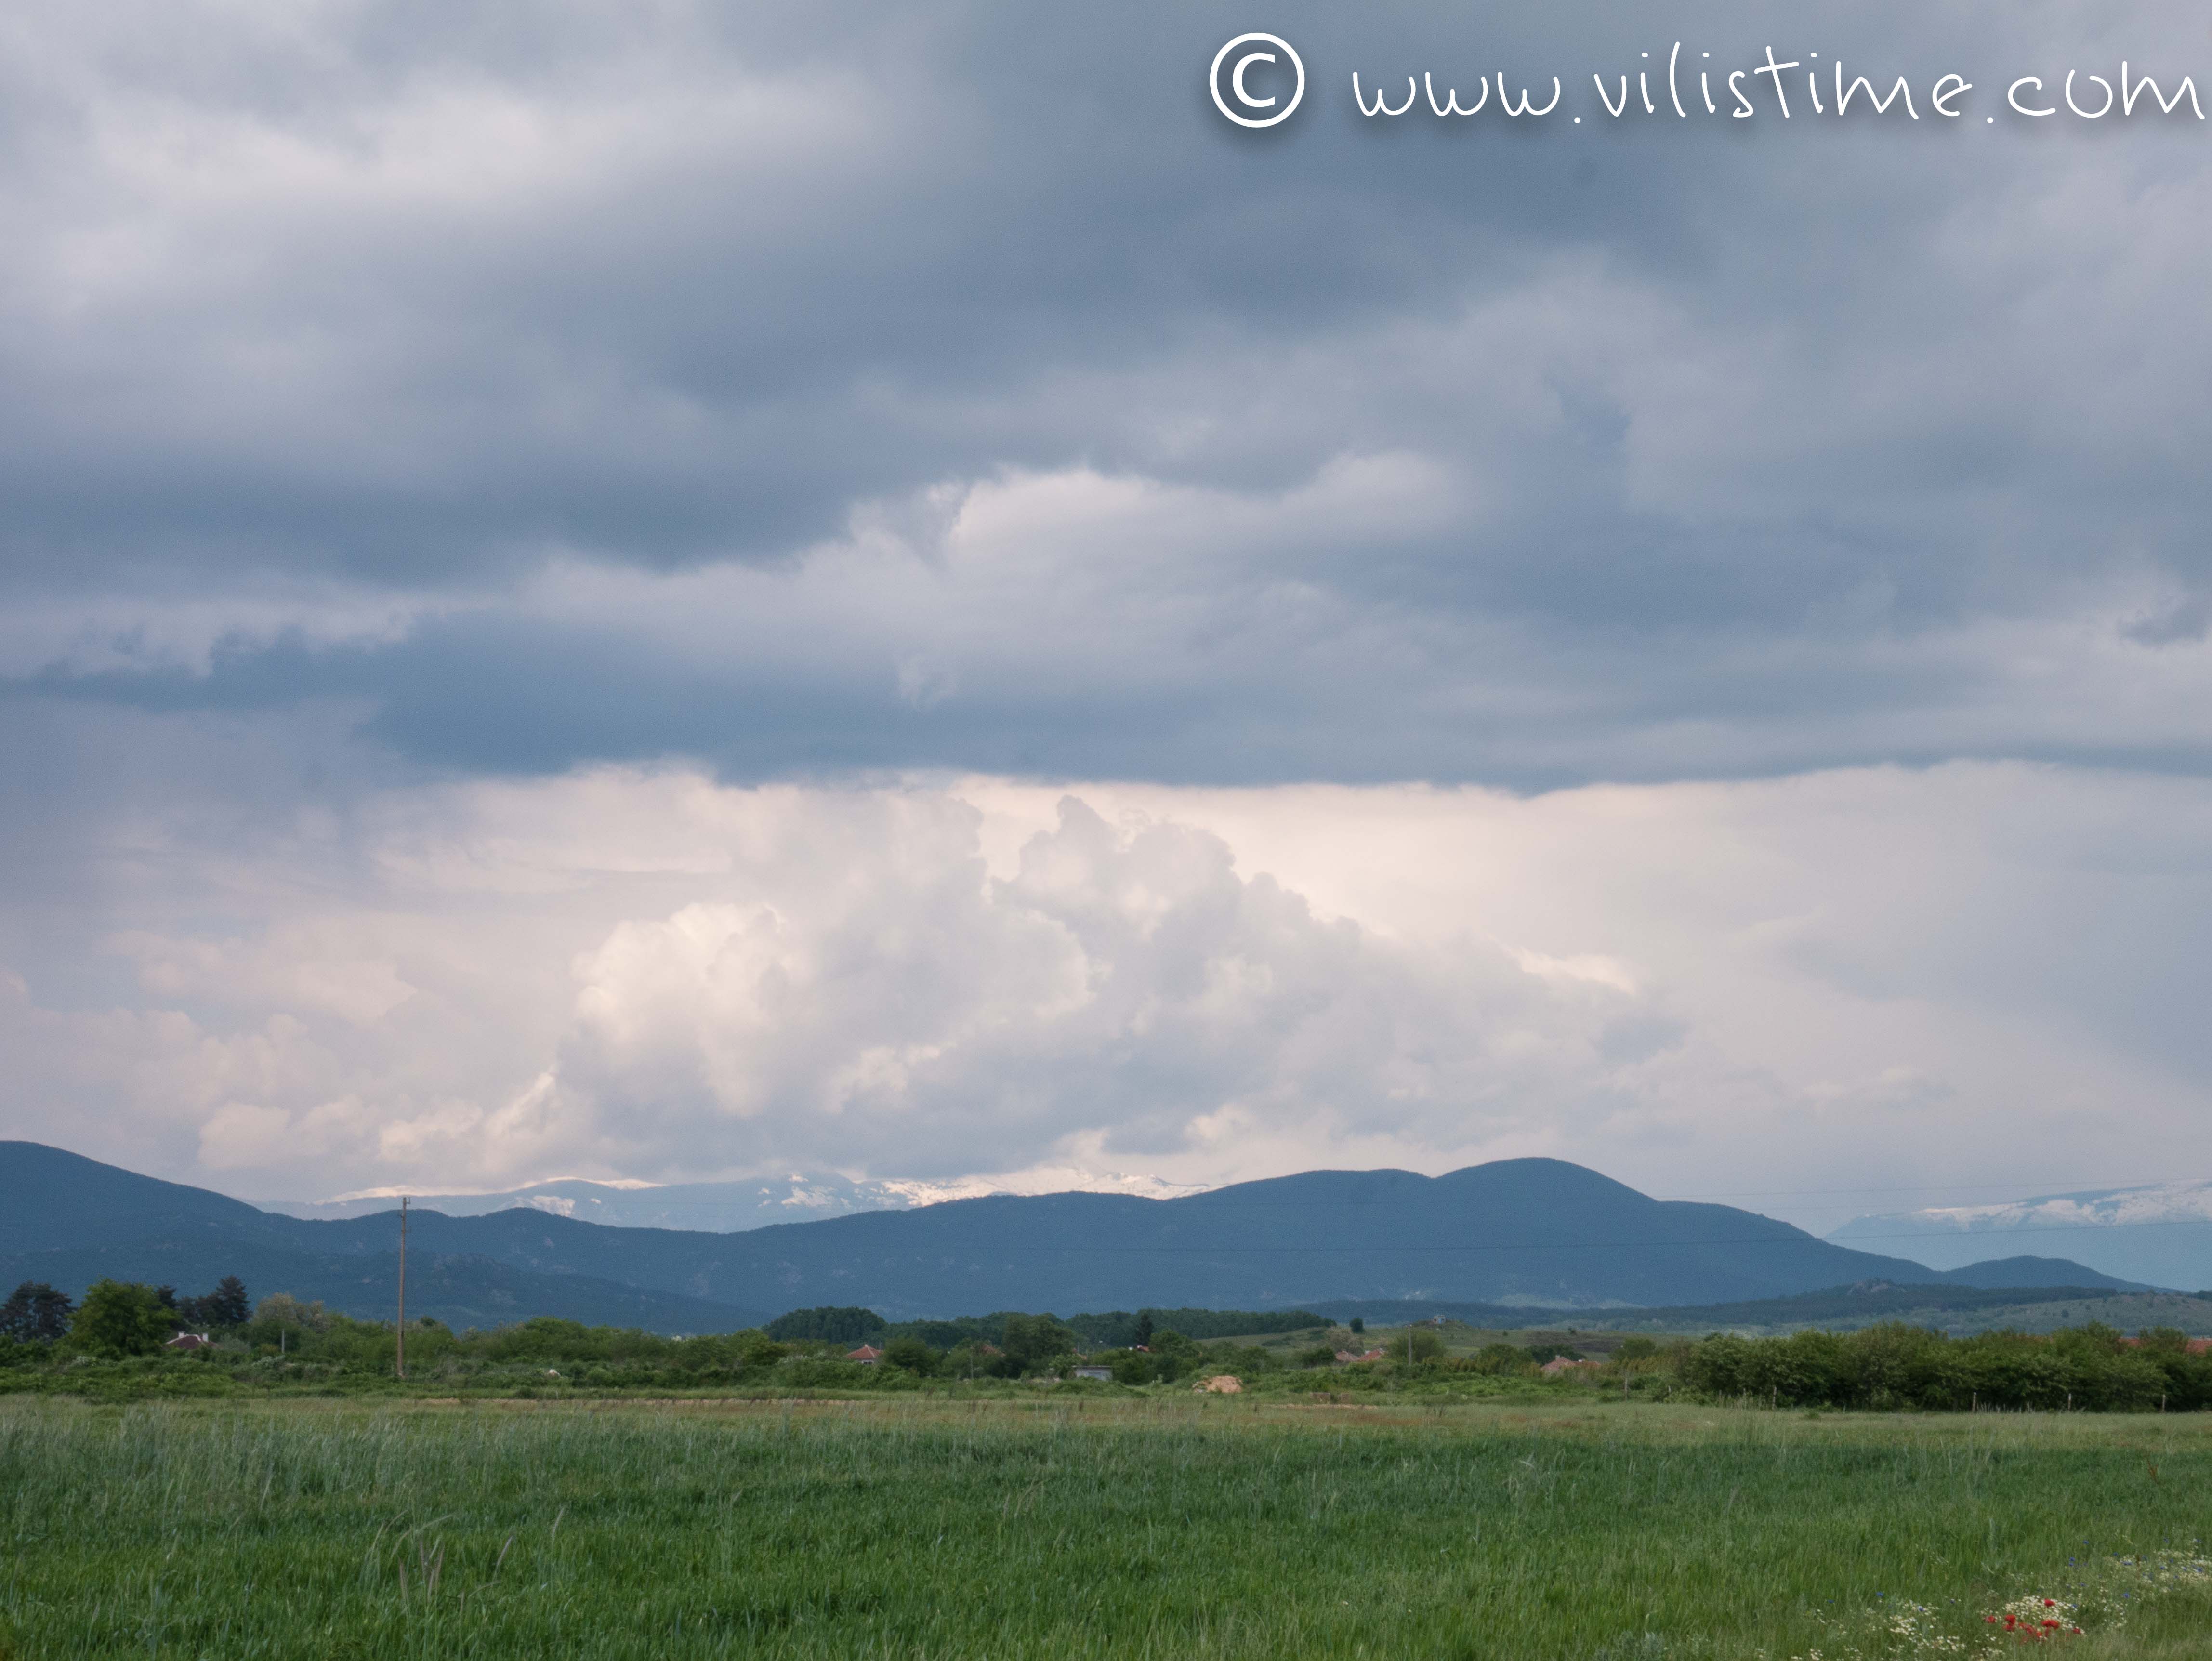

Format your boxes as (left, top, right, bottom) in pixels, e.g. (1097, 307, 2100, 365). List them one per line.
(882, 1337, 939, 1376)
(1147, 1329, 1202, 1383)
(1111, 1351, 1155, 1385)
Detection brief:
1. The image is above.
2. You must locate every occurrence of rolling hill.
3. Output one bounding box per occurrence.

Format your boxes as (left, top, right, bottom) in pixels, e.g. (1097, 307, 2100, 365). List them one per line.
(0, 1141, 771, 1331)
(0, 1237, 764, 1335)
(0, 1141, 2148, 1329)
(0, 1139, 280, 1256)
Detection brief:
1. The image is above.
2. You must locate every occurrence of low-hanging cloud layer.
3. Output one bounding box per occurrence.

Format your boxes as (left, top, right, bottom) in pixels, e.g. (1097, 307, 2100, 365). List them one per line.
(0, 0, 2207, 1215)
(0, 739, 1643, 1197)
(5, 722, 2211, 1228)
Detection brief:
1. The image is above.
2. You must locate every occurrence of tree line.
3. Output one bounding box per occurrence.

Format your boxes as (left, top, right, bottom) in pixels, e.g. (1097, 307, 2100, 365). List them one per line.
(12, 1279, 2212, 1412)
(1679, 1321, 2212, 1411)
(763, 1305, 1326, 1348)
(1, 1277, 250, 1355)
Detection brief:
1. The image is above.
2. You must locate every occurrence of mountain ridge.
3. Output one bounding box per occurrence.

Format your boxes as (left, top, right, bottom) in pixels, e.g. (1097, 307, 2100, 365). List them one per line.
(0, 1141, 2149, 1328)
(261, 1170, 1206, 1230)
(1831, 1181, 2212, 1291)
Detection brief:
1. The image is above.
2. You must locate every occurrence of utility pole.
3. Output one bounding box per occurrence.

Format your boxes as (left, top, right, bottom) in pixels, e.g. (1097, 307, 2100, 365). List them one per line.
(396, 1195, 408, 1381)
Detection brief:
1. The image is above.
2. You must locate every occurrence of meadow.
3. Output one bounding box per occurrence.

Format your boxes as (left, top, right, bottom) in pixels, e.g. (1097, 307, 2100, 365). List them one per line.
(4, 1396, 2212, 1661)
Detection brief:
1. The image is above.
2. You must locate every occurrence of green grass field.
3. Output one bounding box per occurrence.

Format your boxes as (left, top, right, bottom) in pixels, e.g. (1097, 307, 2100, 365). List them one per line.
(5, 1396, 2211, 1660)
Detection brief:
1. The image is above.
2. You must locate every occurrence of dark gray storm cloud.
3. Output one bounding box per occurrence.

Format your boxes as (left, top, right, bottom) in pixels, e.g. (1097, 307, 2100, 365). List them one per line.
(13, 0, 2212, 1206)
(2, 0, 2208, 784)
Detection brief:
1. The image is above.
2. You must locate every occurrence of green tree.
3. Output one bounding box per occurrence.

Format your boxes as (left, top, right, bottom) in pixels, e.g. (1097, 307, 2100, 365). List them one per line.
(1349, 1317, 1365, 1334)
(1000, 1313, 1077, 1374)
(1111, 1350, 1156, 1384)
(1471, 1343, 1528, 1375)
(765, 1306, 888, 1345)
(1401, 1329, 1446, 1364)
(213, 1276, 253, 1327)
(0, 1282, 75, 1343)
(245, 1293, 330, 1354)
(735, 1330, 788, 1370)
(1149, 1328, 1199, 1383)
(883, 1336, 939, 1375)
(943, 1341, 993, 1378)
(67, 1280, 174, 1356)
(178, 1276, 250, 1330)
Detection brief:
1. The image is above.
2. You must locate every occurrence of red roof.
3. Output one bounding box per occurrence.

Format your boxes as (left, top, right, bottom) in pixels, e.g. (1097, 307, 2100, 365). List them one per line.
(847, 1344, 883, 1362)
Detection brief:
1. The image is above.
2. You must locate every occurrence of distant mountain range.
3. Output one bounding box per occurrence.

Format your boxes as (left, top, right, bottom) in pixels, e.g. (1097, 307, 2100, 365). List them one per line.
(1830, 1182, 2212, 1292)
(0, 1142, 770, 1332)
(261, 1170, 1205, 1229)
(0, 1141, 2148, 1332)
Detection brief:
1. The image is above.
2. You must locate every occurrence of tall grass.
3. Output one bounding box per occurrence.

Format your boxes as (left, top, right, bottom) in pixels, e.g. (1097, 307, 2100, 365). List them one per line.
(1, 1397, 2207, 1659)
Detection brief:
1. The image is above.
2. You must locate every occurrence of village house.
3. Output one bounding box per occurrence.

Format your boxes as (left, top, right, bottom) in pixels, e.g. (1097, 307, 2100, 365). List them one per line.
(846, 1344, 882, 1365)
(164, 1332, 214, 1351)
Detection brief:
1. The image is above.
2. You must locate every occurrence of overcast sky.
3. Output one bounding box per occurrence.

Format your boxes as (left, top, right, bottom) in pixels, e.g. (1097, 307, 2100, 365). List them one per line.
(2, 0, 2207, 1231)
